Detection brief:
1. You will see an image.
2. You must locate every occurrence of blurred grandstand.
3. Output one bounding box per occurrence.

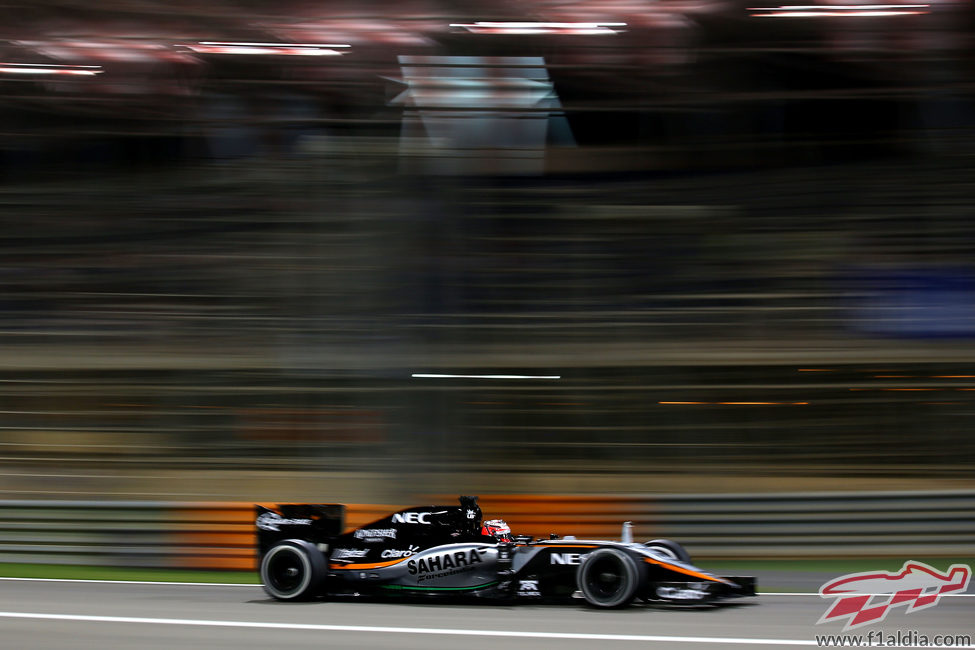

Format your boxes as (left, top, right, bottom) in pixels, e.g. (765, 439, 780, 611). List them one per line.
(0, 0, 973, 502)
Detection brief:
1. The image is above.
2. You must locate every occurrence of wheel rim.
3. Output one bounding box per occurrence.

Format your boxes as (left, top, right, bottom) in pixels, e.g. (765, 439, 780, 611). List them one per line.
(584, 555, 626, 602)
(263, 546, 310, 597)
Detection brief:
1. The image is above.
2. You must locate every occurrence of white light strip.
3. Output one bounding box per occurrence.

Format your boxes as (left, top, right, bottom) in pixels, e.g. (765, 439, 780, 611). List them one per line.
(450, 22, 626, 35)
(749, 3, 927, 8)
(412, 373, 561, 380)
(0, 62, 103, 68)
(753, 9, 926, 15)
(198, 41, 351, 48)
(185, 42, 351, 57)
(459, 22, 627, 28)
(0, 63, 103, 76)
(749, 3, 929, 16)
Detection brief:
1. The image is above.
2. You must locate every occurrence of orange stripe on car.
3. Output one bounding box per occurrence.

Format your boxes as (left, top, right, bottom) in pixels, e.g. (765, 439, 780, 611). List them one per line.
(643, 557, 733, 585)
(329, 558, 408, 570)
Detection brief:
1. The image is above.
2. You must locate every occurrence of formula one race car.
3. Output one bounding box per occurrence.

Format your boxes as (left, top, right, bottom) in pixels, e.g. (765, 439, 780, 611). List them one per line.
(256, 496, 755, 608)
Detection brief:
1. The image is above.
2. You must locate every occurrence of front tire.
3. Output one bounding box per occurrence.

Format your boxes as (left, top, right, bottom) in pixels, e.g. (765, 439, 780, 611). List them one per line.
(643, 539, 692, 564)
(577, 548, 646, 608)
(260, 539, 326, 601)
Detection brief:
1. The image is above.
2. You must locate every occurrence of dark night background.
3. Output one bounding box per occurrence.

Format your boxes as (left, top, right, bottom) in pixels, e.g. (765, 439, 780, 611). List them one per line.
(0, 0, 973, 502)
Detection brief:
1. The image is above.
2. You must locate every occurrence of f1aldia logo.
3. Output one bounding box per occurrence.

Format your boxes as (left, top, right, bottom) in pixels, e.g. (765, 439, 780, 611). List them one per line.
(818, 561, 971, 631)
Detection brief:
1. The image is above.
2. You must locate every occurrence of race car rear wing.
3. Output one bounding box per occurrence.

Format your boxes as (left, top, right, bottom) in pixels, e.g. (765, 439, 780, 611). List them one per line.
(255, 504, 345, 557)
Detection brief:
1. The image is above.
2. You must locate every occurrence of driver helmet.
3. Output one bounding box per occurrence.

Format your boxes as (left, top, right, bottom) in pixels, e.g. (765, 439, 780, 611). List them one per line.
(480, 518, 512, 542)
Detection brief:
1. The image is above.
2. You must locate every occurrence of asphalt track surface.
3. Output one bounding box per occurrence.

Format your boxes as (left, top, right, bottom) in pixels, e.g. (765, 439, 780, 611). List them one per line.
(0, 579, 972, 649)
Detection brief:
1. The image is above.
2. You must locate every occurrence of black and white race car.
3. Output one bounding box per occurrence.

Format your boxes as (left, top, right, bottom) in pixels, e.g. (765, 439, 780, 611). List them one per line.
(256, 495, 755, 608)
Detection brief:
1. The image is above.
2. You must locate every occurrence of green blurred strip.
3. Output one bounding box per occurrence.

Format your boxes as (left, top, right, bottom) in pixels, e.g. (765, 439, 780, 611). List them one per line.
(0, 563, 259, 583)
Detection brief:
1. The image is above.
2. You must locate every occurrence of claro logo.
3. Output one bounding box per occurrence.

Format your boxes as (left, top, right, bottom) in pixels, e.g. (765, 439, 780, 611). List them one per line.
(381, 545, 420, 559)
(392, 512, 432, 524)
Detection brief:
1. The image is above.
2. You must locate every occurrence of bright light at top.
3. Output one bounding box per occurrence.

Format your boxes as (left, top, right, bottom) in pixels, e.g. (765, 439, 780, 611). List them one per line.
(0, 63, 103, 76)
(198, 42, 351, 48)
(412, 373, 562, 380)
(749, 3, 929, 16)
(450, 22, 627, 35)
(185, 42, 351, 56)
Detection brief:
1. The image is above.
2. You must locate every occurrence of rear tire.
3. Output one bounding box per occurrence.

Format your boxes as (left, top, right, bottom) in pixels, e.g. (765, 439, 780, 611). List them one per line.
(643, 539, 691, 564)
(260, 539, 326, 601)
(577, 548, 645, 608)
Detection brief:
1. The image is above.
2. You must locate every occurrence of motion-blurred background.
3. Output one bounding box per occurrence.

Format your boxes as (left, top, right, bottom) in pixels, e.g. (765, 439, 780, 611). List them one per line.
(1, 0, 974, 517)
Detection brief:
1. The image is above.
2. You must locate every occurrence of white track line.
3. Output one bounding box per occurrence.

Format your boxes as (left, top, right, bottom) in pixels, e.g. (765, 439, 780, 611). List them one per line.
(0, 611, 822, 645)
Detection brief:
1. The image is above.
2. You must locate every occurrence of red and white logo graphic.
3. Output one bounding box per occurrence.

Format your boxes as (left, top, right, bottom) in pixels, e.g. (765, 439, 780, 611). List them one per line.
(818, 561, 970, 631)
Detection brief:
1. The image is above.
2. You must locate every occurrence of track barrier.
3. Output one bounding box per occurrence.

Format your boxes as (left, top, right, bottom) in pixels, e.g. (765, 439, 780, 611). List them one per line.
(0, 490, 971, 570)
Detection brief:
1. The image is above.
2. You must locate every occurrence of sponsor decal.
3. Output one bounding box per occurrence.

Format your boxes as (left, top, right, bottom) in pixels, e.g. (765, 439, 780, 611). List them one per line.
(354, 528, 397, 542)
(392, 511, 432, 524)
(818, 561, 971, 631)
(381, 545, 420, 559)
(518, 579, 541, 596)
(550, 552, 583, 565)
(408, 548, 484, 582)
(332, 548, 370, 560)
(466, 509, 478, 520)
(256, 512, 312, 532)
(656, 585, 709, 600)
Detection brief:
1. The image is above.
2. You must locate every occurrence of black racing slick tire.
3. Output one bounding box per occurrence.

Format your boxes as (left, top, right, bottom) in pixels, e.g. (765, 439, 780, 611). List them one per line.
(643, 539, 692, 564)
(260, 539, 326, 601)
(577, 548, 646, 608)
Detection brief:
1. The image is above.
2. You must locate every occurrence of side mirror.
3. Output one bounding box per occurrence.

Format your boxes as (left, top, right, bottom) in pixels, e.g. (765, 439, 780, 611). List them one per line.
(621, 521, 634, 544)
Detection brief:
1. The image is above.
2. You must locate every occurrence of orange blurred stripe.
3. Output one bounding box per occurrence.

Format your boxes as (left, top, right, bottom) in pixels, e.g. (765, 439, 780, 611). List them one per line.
(169, 496, 645, 571)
